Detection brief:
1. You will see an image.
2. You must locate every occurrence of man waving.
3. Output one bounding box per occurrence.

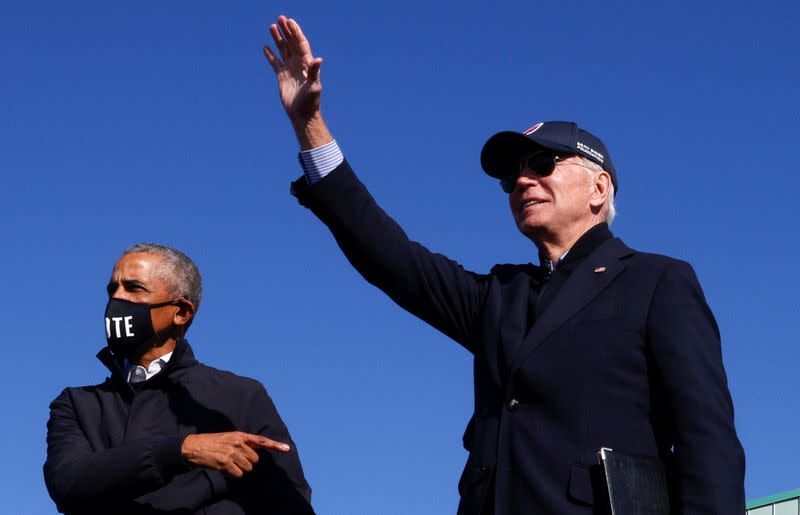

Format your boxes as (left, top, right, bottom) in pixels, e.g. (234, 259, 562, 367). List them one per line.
(264, 16, 744, 515)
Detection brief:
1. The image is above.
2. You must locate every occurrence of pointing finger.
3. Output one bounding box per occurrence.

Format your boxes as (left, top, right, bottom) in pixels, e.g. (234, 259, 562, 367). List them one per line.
(246, 434, 291, 452)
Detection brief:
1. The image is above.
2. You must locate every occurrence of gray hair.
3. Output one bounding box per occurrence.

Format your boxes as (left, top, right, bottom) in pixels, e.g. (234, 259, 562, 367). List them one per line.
(580, 157, 617, 225)
(123, 243, 203, 310)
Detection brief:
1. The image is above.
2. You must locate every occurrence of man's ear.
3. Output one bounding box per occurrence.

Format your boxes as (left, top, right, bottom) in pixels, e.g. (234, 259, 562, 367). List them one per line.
(589, 171, 611, 209)
(173, 298, 196, 328)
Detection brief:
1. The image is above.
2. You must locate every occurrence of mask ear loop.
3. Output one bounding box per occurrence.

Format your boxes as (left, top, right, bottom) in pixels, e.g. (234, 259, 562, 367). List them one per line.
(148, 298, 186, 347)
(165, 297, 195, 340)
(147, 299, 181, 309)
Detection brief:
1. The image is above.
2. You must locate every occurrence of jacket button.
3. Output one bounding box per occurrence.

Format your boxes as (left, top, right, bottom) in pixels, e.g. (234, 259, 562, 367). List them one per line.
(507, 399, 519, 411)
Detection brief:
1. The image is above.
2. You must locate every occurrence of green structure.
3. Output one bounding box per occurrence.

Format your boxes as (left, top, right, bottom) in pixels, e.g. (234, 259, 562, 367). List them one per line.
(747, 488, 800, 515)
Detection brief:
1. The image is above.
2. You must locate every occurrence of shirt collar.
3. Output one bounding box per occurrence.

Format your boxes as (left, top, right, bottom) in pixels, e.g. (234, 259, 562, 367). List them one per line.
(124, 351, 174, 384)
(539, 223, 613, 272)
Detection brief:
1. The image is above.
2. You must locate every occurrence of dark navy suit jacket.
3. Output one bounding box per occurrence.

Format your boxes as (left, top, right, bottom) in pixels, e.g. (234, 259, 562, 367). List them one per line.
(293, 161, 745, 514)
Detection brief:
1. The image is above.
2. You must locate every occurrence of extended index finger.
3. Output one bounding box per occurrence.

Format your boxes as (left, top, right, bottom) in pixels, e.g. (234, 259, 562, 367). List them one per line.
(244, 433, 291, 452)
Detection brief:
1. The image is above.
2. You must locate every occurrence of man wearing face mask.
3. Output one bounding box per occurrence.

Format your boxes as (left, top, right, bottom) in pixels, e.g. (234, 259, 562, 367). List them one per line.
(44, 243, 314, 515)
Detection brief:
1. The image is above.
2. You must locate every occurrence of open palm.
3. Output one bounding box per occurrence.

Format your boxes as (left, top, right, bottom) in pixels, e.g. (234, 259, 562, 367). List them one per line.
(264, 16, 323, 121)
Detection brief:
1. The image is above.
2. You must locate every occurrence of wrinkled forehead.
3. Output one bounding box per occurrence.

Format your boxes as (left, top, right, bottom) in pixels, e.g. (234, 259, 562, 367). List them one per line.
(111, 252, 167, 285)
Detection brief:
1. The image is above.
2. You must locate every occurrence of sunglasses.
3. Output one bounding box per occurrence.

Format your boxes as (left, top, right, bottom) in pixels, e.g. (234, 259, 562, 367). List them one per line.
(500, 152, 568, 193)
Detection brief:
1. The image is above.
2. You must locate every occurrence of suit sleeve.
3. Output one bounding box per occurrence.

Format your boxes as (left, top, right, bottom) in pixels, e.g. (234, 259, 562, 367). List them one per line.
(43, 388, 193, 513)
(646, 261, 745, 514)
(236, 382, 315, 514)
(292, 160, 489, 352)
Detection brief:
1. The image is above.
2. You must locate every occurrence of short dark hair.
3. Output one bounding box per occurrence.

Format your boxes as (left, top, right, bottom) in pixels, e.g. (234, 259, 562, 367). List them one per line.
(122, 243, 203, 310)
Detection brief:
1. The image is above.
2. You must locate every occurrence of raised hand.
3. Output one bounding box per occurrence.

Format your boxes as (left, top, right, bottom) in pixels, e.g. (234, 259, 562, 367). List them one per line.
(181, 431, 291, 478)
(264, 16, 323, 124)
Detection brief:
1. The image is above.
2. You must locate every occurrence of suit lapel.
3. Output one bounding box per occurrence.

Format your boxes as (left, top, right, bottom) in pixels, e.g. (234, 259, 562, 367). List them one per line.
(498, 271, 534, 374)
(508, 238, 634, 376)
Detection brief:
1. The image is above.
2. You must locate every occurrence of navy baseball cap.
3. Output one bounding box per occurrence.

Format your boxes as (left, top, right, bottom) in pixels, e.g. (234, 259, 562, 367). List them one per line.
(480, 121, 618, 192)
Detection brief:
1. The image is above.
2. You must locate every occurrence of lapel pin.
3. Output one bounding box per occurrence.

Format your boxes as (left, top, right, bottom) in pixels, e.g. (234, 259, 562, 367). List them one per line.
(594, 267, 607, 273)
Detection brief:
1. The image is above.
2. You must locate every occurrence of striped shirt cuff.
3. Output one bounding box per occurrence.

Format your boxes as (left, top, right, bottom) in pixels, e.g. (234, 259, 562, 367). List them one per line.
(298, 140, 344, 184)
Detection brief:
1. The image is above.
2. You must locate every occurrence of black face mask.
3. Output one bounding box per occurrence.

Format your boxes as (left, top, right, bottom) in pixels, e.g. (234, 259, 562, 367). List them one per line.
(104, 298, 178, 360)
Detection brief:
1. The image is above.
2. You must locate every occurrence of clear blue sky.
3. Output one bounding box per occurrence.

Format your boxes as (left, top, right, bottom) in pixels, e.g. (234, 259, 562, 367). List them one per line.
(2, 1, 798, 513)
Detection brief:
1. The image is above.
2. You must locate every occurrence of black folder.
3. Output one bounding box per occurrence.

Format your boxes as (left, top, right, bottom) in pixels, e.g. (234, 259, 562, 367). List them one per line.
(597, 447, 670, 515)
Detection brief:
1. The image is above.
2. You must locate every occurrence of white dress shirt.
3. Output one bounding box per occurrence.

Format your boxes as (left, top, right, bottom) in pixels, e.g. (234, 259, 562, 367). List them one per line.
(123, 351, 174, 383)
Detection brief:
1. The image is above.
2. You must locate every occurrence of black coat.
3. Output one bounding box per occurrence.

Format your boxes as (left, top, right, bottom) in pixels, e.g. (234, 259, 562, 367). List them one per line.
(44, 339, 314, 515)
(293, 161, 745, 514)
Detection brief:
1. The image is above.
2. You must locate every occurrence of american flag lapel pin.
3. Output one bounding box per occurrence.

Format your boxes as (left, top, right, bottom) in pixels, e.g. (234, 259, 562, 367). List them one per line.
(594, 266, 607, 273)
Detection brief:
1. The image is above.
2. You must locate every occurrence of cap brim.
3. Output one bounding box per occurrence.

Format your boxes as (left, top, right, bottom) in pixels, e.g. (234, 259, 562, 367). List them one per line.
(480, 132, 551, 179)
